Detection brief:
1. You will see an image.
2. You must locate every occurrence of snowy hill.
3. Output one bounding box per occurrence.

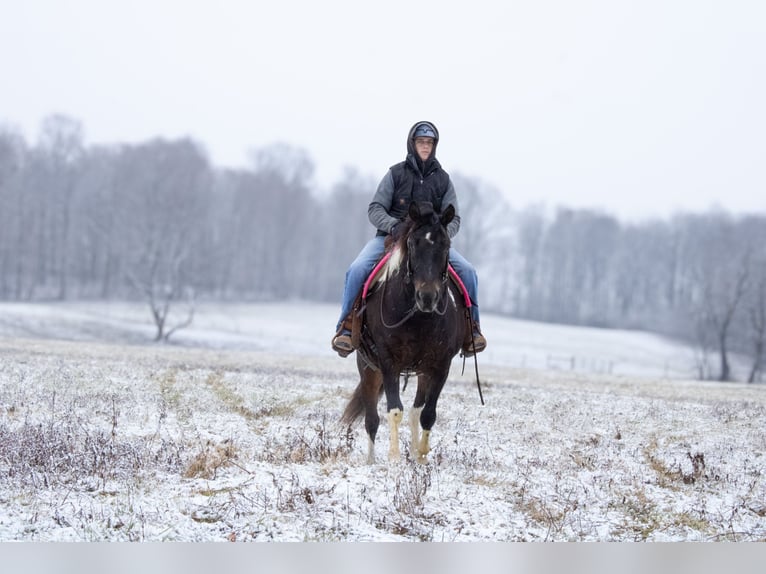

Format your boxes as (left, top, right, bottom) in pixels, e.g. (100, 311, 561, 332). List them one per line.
(0, 301, 744, 381)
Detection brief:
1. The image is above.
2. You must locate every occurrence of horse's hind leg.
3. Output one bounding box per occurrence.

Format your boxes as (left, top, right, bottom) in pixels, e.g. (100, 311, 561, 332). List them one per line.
(364, 407, 380, 464)
(360, 366, 383, 464)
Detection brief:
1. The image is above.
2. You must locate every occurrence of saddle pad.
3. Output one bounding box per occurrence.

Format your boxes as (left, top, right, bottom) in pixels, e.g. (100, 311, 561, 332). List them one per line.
(361, 251, 471, 308)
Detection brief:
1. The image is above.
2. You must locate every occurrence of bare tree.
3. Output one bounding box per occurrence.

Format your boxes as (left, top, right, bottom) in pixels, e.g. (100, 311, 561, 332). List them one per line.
(739, 217, 766, 383)
(120, 139, 211, 342)
(449, 173, 505, 266)
(684, 214, 750, 381)
(317, 167, 376, 300)
(37, 114, 84, 300)
(129, 242, 196, 342)
(508, 206, 547, 317)
(0, 129, 27, 298)
(246, 143, 316, 298)
(745, 267, 766, 383)
(72, 146, 127, 298)
(709, 259, 749, 382)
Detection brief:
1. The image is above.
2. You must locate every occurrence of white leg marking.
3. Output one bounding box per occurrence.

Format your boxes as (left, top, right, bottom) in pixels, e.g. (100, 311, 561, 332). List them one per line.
(387, 408, 403, 461)
(416, 429, 431, 464)
(409, 406, 423, 456)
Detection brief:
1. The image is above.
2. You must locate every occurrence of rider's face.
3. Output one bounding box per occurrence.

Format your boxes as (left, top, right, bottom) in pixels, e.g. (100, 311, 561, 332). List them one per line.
(414, 137, 434, 161)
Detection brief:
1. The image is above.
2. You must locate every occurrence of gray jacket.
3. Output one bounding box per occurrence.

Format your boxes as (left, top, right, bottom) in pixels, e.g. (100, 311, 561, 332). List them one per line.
(367, 170, 461, 239)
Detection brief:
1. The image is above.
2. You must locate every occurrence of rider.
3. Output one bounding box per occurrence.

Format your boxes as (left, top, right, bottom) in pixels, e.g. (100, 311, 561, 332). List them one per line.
(331, 120, 487, 358)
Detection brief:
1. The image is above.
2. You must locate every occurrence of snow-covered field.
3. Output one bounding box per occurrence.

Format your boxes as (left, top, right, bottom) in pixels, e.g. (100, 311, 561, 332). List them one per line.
(0, 301, 764, 541)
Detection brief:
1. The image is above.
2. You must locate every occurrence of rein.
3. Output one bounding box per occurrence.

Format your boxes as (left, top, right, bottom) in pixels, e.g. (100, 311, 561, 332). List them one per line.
(377, 266, 417, 329)
(377, 275, 450, 329)
(378, 239, 450, 329)
(461, 310, 485, 406)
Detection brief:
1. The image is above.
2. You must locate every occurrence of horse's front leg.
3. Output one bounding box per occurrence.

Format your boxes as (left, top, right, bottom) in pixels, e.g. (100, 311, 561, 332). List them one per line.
(409, 405, 427, 463)
(411, 370, 449, 464)
(409, 375, 429, 463)
(382, 369, 404, 461)
(387, 408, 403, 460)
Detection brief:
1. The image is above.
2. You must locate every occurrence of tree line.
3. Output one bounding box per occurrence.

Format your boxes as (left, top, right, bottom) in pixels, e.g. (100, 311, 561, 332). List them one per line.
(1, 115, 764, 382)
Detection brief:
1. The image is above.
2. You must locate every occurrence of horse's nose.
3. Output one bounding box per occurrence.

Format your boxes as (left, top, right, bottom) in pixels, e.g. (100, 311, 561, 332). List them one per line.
(415, 288, 439, 313)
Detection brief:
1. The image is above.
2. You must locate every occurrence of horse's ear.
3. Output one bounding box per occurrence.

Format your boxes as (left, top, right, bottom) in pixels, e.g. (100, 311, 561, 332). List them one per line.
(408, 201, 420, 221)
(409, 201, 434, 221)
(441, 204, 456, 227)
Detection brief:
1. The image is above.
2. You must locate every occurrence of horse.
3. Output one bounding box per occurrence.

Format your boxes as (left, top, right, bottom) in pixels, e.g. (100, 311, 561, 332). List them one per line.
(341, 201, 469, 464)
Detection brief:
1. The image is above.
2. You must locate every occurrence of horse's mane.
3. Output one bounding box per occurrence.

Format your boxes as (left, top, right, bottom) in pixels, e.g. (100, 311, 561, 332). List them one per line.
(383, 231, 408, 279)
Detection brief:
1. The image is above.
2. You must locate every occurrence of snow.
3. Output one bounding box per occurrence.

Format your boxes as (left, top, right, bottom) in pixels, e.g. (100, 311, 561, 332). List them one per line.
(0, 301, 764, 542)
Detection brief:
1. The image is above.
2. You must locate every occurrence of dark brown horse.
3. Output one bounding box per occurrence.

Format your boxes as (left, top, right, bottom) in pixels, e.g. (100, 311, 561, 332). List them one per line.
(342, 201, 468, 463)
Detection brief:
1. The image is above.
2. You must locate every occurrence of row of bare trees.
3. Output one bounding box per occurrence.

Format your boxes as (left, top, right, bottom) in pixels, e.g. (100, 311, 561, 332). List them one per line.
(0, 116, 375, 340)
(468, 204, 766, 383)
(1, 115, 764, 381)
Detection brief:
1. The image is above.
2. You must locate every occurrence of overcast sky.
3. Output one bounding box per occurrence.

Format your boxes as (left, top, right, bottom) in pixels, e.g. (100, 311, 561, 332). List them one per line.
(2, 0, 764, 221)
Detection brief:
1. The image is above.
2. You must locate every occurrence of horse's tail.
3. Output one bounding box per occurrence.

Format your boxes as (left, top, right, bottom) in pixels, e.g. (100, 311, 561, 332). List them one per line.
(341, 383, 366, 426)
(341, 358, 384, 426)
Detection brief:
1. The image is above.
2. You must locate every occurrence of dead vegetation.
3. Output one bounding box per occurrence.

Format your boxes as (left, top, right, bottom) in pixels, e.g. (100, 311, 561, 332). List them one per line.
(0, 338, 765, 541)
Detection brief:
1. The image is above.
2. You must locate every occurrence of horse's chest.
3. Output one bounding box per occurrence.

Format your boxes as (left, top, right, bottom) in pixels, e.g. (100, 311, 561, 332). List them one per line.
(382, 328, 455, 367)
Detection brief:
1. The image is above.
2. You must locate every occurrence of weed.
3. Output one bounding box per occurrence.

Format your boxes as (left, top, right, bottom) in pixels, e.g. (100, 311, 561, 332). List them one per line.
(0, 402, 184, 490)
(392, 463, 432, 513)
(611, 487, 662, 540)
(184, 439, 238, 479)
(259, 412, 355, 464)
(644, 436, 711, 487)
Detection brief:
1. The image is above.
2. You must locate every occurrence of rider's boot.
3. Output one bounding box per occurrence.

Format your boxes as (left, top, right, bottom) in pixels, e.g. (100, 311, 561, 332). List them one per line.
(331, 314, 355, 357)
(462, 322, 487, 358)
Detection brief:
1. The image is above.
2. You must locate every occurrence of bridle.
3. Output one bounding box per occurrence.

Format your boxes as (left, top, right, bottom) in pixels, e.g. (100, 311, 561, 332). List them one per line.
(403, 239, 450, 286)
(380, 226, 450, 329)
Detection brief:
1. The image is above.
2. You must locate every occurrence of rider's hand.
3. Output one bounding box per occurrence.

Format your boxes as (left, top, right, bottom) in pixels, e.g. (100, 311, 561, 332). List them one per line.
(390, 222, 406, 242)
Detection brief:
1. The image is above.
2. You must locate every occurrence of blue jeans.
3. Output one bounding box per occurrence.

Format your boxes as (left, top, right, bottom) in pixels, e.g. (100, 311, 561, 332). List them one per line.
(336, 236, 481, 331)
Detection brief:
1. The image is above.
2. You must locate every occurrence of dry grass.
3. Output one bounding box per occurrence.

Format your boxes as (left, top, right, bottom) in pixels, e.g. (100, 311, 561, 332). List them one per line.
(0, 338, 764, 541)
(184, 439, 238, 479)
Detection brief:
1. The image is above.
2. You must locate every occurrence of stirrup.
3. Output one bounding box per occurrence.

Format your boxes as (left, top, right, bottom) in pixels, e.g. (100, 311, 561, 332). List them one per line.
(332, 330, 354, 357)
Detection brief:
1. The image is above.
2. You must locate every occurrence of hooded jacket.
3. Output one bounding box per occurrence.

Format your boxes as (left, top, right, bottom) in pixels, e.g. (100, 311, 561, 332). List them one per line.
(368, 121, 461, 238)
